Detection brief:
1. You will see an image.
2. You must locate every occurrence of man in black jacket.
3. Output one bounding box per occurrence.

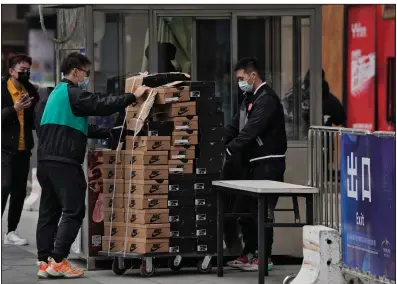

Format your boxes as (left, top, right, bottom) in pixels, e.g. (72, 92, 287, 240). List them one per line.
(35, 52, 150, 279)
(224, 58, 287, 272)
(1, 53, 40, 246)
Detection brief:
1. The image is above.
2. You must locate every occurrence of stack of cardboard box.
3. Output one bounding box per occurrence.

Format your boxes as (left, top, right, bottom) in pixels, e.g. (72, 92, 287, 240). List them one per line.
(101, 73, 224, 256)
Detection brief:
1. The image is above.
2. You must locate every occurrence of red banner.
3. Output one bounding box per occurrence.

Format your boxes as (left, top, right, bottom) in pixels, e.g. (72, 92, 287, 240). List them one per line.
(346, 5, 377, 131)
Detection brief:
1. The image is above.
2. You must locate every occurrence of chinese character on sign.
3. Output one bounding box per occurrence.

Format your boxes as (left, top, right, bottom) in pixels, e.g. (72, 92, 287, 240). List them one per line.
(346, 152, 372, 202)
(347, 152, 358, 200)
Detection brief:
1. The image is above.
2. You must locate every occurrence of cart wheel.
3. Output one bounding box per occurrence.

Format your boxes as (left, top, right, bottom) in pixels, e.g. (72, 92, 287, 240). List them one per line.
(168, 257, 183, 272)
(112, 259, 127, 275)
(197, 258, 212, 274)
(140, 263, 155, 277)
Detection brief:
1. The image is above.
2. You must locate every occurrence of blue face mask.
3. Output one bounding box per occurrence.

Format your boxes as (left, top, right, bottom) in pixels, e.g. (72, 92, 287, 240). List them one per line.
(78, 77, 89, 89)
(238, 80, 253, 93)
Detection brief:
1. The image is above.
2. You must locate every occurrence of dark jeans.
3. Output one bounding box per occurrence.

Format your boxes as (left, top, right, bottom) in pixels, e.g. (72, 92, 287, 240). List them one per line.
(36, 161, 87, 262)
(1, 150, 30, 232)
(234, 158, 285, 257)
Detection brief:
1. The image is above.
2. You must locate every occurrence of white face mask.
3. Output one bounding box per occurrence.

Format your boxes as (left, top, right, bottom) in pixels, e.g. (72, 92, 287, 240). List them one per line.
(238, 80, 254, 93)
(78, 77, 89, 89)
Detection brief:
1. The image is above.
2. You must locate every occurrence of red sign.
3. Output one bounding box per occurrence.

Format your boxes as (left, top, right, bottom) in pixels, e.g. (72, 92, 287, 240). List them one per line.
(346, 5, 377, 131)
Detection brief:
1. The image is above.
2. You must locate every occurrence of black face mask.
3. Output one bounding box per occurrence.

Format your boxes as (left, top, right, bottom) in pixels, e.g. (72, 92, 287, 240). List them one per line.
(17, 72, 30, 83)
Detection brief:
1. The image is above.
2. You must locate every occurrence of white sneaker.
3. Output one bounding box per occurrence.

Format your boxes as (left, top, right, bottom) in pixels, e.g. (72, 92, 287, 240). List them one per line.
(4, 231, 28, 246)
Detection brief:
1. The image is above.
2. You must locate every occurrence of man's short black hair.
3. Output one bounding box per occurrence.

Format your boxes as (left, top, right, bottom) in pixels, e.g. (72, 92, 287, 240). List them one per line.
(234, 57, 260, 76)
(60, 52, 92, 75)
(8, 53, 32, 69)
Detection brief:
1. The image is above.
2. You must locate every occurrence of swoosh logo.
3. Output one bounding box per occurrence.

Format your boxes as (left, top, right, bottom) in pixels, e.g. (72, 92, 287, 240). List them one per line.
(129, 156, 137, 165)
(149, 199, 159, 208)
(128, 200, 136, 208)
(150, 214, 161, 223)
(152, 229, 162, 237)
(149, 185, 160, 193)
(178, 108, 188, 115)
(152, 142, 163, 150)
(108, 185, 114, 193)
(108, 171, 114, 179)
(130, 171, 136, 178)
(110, 242, 115, 250)
(149, 171, 160, 179)
(108, 199, 113, 207)
(130, 185, 136, 194)
(130, 244, 137, 252)
(149, 156, 160, 164)
(108, 156, 116, 164)
(111, 228, 117, 236)
(110, 213, 116, 222)
(130, 215, 137, 223)
(173, 92, 181, 98)
(151, 244, 161, 252)
(131, 229, 138, 237)
(182, 121, 190, 126)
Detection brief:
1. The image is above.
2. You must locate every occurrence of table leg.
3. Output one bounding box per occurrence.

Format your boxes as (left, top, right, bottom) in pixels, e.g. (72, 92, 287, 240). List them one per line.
(258, 196, 267, 284)
(217, 191, 224, 277)
(306, 194, 314, 225)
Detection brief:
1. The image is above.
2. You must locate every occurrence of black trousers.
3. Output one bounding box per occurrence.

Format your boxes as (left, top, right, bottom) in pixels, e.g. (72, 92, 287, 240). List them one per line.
(234, 158, 285, 257)
(36, 161, 87, 262)
(1, 150, 30, 232)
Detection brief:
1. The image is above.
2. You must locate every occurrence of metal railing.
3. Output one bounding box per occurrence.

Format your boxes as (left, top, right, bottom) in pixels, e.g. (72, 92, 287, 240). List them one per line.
(308, 126, 371, 231)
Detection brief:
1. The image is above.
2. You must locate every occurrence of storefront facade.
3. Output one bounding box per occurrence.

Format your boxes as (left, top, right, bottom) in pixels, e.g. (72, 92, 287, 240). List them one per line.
(54, 4, 323, 263)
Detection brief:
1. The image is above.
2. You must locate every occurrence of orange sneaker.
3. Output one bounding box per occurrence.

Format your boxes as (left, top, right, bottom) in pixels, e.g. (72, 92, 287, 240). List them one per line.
(37, 261, 49, 279)
(46, 258, 84, 278)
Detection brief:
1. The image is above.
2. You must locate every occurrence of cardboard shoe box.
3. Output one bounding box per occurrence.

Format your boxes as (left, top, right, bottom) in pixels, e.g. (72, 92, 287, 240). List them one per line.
(195, 194, 217, 209)
(103, 208, 125, 223)
(102, 194, 124, 209)
(197, 140, 225, 159)
(168, 159, 194, 174)
(172, 130, 198, 146)
(194, 174, 221, 194)
(197, 96, 222, 115)
(166, 102, 196, 117)
(125, 209, 169, 225)
(102, 236, 169, 254)
(180, 81, 215, 100)
(170, 145, 196, 160)
(172, 116, 198, 131)
(197, 236, 216, 254)
(169, 207, 196, 237)
(124, 179, 168, 195)
(126, 136, 171, 151)
(169, 237, 197, 253)
(168, 191, 195, 207)
(123, 165, 168, 181)
(99, 165, 124, 180)
(125, 73, 191, 91)
(102, 179, 125, 195)
(147, 121, 174, 136)
(123, 151, 168, 166)
(168, 174, 197, 193)
(128, 238, 169, 254)
(199, 127, 225, 143)
(101, 150, 123, 165)
(124, 194, 168, 210)
(155, 82, 190, 104)
(103, 222, 125, 237)
(198, 112, 224, 128)
(195, 157, 223, 175)
(127, 223, 170, 239)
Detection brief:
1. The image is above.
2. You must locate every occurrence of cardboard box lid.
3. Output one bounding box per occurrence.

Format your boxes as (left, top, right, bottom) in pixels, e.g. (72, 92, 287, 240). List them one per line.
(102, 193, 124, 198)
(170, 145, 196, 150)
(125, 136, 171, 142)
(170, 101, 196, 108)
(126, 208, 169, 214)
(102, 208, 124, 213)
(173, 130, 198, 136)
(102, 236, 125, 241)
(100, 165, 124, 169)
(169, 160, 194, 165)
(121, 150, 145, 156)
(127, 223, 170, 229)
(124, 194, 168, 200)
(143, 151, 169, 156)
(103, 179, 125, 184)
(104, 222, 125, 227)
(123, 165, 145, 170)
(126, 238, 170, 244)
(124, 179, 169, 185)
(144, 165, 169, 170)
(172, 115, 198, 122)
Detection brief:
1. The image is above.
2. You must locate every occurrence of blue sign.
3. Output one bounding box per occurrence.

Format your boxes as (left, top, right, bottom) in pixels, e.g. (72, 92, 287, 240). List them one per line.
(341, 133, 396, 280)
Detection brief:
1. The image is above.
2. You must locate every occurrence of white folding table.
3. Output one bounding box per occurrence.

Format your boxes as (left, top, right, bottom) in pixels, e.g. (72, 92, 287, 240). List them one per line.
(212, 180, 319, 284)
